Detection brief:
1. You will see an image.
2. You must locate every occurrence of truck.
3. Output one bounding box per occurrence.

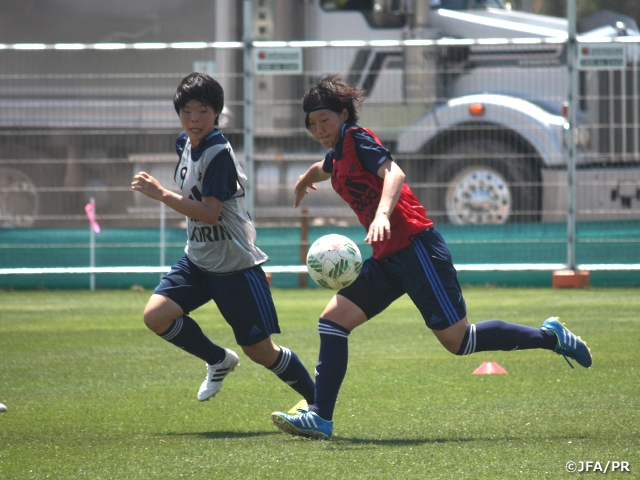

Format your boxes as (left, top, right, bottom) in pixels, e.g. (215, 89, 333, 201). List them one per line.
(1, 0, 639, 228)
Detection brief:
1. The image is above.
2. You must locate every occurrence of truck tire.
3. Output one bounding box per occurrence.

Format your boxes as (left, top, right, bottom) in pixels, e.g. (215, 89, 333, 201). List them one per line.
(426, 139, 541, 225)
(0, 168, 39, 227)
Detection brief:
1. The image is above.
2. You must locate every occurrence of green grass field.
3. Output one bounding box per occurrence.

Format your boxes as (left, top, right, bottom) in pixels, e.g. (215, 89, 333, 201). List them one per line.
(1, 287, 638, 479)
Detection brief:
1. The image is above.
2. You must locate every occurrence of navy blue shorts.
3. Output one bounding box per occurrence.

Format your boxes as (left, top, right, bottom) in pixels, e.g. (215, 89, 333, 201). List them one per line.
(338, 228, 467, 330)
(154, 256, 280, 346)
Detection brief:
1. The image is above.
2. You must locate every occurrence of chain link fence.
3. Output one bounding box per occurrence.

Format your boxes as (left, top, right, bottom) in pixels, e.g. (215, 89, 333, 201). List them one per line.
(0, 38, 638, 287)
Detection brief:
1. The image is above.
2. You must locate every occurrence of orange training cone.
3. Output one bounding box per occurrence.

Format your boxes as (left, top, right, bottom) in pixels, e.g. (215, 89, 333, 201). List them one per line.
(473, 362, 508, 374)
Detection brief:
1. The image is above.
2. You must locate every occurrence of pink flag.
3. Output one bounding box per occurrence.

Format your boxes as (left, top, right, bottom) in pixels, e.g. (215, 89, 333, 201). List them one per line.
(84, 203, 101, 233)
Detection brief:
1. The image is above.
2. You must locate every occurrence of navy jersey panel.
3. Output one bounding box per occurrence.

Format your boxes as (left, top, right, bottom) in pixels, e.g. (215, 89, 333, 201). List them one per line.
(349, 127, 392, 173)
(189, 129, 222, 161)
(322, 150, 333, 173)
(154, 256, 280, 345)
(175, 132, 188, 159)
(201, 148, 239, 201)
(338, 228, 467, 330)
(321, 124, 391, 175)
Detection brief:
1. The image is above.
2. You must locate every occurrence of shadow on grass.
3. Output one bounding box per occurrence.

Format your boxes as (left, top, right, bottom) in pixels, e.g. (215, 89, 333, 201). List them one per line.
(330, 433, 591, 447)
(331, 437, 474, 446)
(164, 431, 473, 444)
(165, 432, 591, 445)
(165, 430, 281, 440)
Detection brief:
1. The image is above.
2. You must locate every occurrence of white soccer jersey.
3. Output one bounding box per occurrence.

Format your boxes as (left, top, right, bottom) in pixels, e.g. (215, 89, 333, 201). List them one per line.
(174, 130, 268, 273)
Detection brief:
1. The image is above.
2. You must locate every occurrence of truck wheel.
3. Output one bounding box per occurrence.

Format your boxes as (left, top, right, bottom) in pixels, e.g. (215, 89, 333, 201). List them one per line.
(445, 165, 511, 224)
(0, 168, 39, 227)
(430, 139, 540, 225)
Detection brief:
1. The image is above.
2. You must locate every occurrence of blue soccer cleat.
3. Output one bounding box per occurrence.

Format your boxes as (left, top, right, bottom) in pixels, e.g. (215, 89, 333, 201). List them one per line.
(541, 317, 592, 369)
(271, 409, 333, 440)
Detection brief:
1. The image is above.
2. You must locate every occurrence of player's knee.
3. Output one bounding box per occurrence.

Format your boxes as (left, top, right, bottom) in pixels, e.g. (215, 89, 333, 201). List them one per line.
(437, 334, 463, 354)
(241, 340, 279, 367)
(446, 341, 462, 355)
(143, 310, 172, 334)
(433, 322, 469, 355)
(142, 312, 160, 331)
(241, 347, 264, 365)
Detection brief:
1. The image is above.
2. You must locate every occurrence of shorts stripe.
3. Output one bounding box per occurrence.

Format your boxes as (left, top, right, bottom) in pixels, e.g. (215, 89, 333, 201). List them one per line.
(244, 269, 276, 335)
(413, 240, 458, 325)
(251, 269, 277, 333)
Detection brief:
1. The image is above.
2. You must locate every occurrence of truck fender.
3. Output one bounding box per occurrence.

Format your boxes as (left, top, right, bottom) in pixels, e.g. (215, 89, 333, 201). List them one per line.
(396, 94, 566, 167)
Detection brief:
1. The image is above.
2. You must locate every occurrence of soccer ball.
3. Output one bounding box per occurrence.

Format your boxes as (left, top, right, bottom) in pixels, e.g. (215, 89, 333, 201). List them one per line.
(306, 234, 362, 290)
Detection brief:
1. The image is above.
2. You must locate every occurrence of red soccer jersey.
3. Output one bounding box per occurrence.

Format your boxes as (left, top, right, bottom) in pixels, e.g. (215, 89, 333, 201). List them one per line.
(328, 126, 433, 259)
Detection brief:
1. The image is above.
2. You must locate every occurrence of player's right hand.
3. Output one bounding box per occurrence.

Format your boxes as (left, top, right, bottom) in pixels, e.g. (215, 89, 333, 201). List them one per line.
(131, 171, 165, 201)
(293, 181, 317, 208)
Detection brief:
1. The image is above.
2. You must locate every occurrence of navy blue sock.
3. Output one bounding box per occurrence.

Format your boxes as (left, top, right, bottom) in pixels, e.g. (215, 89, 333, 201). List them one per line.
(158, 315, 226, 365)
(268, 346, 315, 406)
(312, 318, 350, 421)
(456, 319, 557, 355)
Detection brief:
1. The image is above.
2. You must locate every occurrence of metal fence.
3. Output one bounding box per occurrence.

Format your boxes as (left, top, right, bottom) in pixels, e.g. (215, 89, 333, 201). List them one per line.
(0, 37, 639, 287)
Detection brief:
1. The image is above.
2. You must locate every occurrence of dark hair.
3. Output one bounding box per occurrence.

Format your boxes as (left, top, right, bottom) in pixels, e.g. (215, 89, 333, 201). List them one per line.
(302, 74, 365, 130)
(173, 73, 224, 124)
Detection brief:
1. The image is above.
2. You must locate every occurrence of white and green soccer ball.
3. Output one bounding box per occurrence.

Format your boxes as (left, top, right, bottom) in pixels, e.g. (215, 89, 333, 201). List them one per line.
(306, 234, 362, 290)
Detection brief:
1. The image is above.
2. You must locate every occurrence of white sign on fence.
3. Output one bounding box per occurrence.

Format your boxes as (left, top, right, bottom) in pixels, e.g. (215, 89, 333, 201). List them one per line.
(578, 44, 626, 70)
(254, 47, 302, 74)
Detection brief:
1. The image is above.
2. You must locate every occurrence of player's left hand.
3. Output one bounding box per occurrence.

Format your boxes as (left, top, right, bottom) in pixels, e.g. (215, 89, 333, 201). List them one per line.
(365, 215, 391, 244)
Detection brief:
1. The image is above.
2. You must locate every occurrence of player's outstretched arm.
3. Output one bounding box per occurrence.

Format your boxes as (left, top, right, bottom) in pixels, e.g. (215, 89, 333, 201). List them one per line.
(293, 161, 330, 208)
(132, 171, 222, 224)
(365, 159, 405, 244)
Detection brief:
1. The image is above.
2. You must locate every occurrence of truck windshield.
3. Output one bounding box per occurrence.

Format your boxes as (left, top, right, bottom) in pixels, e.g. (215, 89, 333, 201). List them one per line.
(321, 0, 505, 14)
(434, 0, 505, 9)
(319, 0, 505, 29)
(320, 0, 407, 29)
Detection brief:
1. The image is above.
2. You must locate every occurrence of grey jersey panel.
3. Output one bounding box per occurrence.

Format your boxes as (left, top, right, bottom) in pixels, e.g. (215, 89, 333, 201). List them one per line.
(174, 139, 268, 273)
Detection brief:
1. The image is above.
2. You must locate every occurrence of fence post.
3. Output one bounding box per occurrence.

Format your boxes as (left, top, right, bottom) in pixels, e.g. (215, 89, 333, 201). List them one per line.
(89, 197, 96, 291)
(566, 0, 577, 271)
(552, 0, 590, 288)
(300, 209, 309, 288)
(243, 0, 255, 217)
(160, 202, 166, 280)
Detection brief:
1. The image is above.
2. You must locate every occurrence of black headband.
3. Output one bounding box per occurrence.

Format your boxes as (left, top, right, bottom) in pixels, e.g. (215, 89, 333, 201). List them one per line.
(304, 105, 331, 114)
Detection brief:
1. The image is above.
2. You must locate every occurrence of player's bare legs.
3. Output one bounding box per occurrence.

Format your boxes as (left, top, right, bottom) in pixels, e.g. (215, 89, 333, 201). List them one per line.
(241, 337, 280, 367)
(143, 294, 184, 334)
(321, 294, 367, 331)
(142, 293, 233, 401)
(143, 294, 314, 404)
(432, 316, 469, 353)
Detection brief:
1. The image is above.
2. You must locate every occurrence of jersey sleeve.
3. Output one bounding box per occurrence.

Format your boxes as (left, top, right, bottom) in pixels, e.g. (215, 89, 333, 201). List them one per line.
(201, 148, 239, 201)
(321, 151, 334, 173)
(351, 129, 392, 175)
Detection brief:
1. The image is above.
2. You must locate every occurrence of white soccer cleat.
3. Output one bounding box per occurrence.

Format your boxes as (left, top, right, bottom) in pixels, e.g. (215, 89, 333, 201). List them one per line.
(197, 349, 239, 402)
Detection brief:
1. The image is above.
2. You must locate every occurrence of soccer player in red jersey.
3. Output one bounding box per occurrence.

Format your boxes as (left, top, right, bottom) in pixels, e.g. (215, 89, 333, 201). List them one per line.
(271, 75, 592, 440)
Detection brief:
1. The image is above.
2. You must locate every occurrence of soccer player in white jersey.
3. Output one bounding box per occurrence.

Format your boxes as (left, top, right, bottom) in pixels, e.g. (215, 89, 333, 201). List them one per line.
(132, 73, 315, 408)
